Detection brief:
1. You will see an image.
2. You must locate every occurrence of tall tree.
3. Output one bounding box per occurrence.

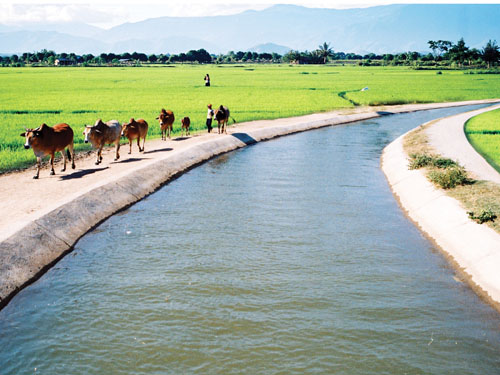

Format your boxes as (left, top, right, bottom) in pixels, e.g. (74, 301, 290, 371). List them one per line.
(317, 42, 334, 64)
(428, 40, 438, 57)
(242, 51, 252, 61)
(196, 49, 212, 63)
(235, 51, 245, 60)
(283, 50, 300, 64)
(271, 52, 282, 63)
(448, 38, 469, 67)
(482, 40, 500, 68)
(429, 40, 452, 59)
(82, 53, 94, 62)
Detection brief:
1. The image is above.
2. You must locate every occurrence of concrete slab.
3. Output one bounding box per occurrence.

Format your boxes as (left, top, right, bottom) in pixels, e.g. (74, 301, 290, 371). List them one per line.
(382, 104, 500, 310)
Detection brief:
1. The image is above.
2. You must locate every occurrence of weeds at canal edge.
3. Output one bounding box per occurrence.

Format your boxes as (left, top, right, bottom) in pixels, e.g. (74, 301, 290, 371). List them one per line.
(403, 122, 500, 232)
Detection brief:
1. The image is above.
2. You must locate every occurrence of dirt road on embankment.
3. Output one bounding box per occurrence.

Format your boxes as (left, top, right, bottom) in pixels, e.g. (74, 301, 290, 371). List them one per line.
(1, 99, 499, 310)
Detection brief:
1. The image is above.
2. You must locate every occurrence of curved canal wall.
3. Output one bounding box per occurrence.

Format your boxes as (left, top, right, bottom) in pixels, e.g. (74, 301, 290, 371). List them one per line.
(381, 105, 500, 310)
(1, 99, 499, 310)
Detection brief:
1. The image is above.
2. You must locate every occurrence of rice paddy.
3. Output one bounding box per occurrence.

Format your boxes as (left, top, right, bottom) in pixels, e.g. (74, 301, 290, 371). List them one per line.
(465, 108, 500, 173)
(1, 64, 500, 173)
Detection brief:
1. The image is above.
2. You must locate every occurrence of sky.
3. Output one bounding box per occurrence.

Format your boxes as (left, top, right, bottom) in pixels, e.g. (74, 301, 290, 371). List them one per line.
(1, 0, 500, 28)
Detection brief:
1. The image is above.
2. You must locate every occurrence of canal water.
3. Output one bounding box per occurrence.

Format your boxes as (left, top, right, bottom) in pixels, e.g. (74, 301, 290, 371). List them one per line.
(1, 105, 500, 374)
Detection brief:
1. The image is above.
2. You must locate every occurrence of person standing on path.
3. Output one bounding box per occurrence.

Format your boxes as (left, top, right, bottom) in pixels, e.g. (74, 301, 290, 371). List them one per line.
(206, 104, 214, 133)
(204, 74, 210, 87)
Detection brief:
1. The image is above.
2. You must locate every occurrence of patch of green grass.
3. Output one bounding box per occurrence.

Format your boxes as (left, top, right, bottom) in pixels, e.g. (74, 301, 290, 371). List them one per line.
(468, 209, 497, 224)
(1, 64, 500, 173)
(408, 153, 458, 170)
(428, 165, 471, 189)
(408, 152, 470, 189)
(465, 108, 500, 173)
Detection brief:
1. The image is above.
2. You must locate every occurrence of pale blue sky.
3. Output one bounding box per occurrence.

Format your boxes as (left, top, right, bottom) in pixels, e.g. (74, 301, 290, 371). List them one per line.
(1, 0, 499, 28)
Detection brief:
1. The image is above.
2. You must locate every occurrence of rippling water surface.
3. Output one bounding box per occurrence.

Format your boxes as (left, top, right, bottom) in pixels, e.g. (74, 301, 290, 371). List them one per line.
(2, 105, 500, 374)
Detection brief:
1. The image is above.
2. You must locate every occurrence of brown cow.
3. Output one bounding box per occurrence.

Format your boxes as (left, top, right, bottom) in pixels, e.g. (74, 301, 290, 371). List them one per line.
(214, 105, 233, 134)
(121, 118, 148, 154)
(20, 123, 75, 179)
(181, 116, 190, 136)
(156, 109, 175, 140)
(83, 119, 122, 165)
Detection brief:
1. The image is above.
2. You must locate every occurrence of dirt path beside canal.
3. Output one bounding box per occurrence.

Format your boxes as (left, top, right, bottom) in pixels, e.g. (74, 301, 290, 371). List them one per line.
(426, 104, 500, 183)
(1, 99, 498, 309)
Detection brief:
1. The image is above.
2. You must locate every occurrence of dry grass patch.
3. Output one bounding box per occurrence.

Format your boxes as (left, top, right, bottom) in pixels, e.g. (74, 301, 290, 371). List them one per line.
(403, 123, 500, 233)
(402, 120, 435, 155)
(449, 182, 500, 232)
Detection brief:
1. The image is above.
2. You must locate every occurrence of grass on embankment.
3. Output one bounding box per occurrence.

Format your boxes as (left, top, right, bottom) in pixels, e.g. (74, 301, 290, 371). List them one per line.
(465, 108, 500, 173)
(403, 122, 500, 233)
(1, 64, 500, 173)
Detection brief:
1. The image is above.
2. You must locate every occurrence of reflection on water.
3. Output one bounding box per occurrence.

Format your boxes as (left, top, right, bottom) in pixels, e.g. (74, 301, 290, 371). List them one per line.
(1, 105, 500, 374)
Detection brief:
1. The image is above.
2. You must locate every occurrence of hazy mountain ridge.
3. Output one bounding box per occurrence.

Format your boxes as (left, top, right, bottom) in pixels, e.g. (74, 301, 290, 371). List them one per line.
(248, 43, 292, 55)
(0, 4, 498, 55)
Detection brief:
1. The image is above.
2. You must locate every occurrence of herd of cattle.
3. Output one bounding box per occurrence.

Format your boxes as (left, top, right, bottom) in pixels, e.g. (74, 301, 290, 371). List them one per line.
(20, 105, 232, 179)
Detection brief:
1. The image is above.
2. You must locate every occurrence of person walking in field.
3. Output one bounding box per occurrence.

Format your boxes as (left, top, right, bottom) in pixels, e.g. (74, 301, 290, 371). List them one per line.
(206, 104, 214, 133)
(204, 74, 210, 87)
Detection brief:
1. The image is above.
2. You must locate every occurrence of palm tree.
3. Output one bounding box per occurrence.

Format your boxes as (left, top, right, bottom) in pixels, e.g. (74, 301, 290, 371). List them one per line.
(317, 42, 334, 64)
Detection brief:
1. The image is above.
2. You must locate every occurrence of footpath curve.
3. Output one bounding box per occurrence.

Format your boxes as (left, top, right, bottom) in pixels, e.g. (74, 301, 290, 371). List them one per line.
(426, 105, 500, 183)
(382, 104, 500, 310)
(1, 99, 499, 309)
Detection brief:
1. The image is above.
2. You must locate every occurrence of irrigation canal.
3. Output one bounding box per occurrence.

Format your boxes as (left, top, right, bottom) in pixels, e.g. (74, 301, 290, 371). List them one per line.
(1, 104, 500, 374)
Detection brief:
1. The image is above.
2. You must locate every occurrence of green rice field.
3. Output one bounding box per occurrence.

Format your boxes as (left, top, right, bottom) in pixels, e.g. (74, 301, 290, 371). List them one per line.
(1, 64, 500, 173)
(465, 108, 500, 173)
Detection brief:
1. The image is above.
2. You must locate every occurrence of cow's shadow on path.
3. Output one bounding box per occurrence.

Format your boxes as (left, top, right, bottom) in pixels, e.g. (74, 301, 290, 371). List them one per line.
(112, 157, 151, 164)
(59, 167, 109, 180)
(144, 147, 173, 154)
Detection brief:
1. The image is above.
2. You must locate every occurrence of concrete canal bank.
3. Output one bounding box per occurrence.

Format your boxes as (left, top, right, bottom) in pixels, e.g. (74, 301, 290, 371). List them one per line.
(1, 99, 499, 310)
(381, 104, 500, 310)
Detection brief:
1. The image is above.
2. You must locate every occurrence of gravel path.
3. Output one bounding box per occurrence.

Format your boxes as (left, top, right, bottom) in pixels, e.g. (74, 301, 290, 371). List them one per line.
(426, 103, 500, 183)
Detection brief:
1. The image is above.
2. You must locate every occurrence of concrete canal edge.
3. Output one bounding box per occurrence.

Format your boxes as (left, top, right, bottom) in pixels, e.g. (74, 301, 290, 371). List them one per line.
(1, 99, 499, 311)
(381, 116, 500, 312)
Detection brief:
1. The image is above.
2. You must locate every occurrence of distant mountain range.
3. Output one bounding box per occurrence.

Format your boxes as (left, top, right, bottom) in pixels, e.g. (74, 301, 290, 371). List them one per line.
(0, 4, 499, 55)
(248, 43, 291, 55)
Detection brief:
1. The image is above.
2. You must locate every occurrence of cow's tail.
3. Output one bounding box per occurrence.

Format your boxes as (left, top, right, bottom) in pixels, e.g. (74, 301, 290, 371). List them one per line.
(66, 148, 72, 161)
(231, 116, 236, 124)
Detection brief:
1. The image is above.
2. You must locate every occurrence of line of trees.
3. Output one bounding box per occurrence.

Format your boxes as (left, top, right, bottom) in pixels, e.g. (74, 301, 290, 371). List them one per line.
(281, 39, 500, 68)
(1, 38, 499, 68)
(0, 48, 281, 66)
